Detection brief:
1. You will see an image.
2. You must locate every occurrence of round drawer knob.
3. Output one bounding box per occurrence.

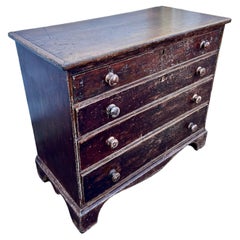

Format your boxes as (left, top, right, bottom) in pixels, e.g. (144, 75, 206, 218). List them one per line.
(200, 40, 210, 49)
(192, 94, 202, 104)
(106, 104, 120, 118)
(109, 169, 121, 183)
(105, 72, 119, 86)
(188, 122, 198, 132)
(106, 136, 119, 149)
(196, 66, 207, 77)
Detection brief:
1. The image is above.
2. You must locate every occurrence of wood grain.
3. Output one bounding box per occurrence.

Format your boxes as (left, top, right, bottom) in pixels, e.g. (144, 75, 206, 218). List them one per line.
(82, 106, 208, 202)
(8, 7, 230, 70)
(79, 80, 212, 169)
(9, 6, 230, 233)
(72, 29, 222, 102)
(16, 44, 80, 204)
(76, 53, 218, 135)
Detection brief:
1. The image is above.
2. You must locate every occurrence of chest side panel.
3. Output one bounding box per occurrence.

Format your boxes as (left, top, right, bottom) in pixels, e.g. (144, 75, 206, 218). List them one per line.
(16, 44, 79, 204)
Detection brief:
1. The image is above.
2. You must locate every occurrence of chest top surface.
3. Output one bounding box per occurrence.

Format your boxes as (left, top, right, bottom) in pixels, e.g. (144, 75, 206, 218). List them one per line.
(8, 6, 230, 70)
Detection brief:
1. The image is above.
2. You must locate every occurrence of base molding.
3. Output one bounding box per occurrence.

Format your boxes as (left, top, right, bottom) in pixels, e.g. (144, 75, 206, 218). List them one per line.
(35, 129, 207, 233)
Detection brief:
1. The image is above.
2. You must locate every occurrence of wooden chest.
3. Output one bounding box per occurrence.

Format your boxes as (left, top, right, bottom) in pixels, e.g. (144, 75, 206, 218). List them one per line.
(9, 6, 230, 233)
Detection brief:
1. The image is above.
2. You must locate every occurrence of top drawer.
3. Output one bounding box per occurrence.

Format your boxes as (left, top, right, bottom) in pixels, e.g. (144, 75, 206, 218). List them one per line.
(71, 28, 223, 103)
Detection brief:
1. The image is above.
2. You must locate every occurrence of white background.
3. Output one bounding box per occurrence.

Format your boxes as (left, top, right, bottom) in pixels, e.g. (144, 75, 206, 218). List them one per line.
(0, 1, 239, 239)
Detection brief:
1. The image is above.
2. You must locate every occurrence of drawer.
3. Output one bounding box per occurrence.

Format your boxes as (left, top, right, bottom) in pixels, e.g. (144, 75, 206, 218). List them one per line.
(72, 28, 223, 103)
(79, 80, 212, 169)
(82, 106, 208, 202)
(76, 54, 218, 135)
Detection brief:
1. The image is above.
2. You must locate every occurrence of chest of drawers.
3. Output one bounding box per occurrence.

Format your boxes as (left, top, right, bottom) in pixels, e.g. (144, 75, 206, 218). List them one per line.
(9, 6, 230, 233)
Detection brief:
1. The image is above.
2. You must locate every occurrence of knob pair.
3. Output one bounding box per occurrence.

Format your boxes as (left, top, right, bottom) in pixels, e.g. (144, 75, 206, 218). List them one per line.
(105, 104, 120, 150)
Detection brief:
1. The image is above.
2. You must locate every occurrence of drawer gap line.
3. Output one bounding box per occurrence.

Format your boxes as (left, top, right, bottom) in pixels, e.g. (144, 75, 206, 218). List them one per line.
(78, 76, 213, 143)
(81, 103, 208, 175)
(73, 50, 218, 110)
(81, 129, 207, 212)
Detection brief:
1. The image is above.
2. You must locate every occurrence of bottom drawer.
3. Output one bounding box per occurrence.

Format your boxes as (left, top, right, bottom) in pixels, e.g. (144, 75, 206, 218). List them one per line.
(82, 106, 208, 202)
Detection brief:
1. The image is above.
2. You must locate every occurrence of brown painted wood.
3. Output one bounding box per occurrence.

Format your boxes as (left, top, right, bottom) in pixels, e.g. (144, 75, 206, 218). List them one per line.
(35, 128, 208, 233)
(72, 29, 222, 102)
(9, 6, 230, 233)
(79, 80, 213, 169)
(8, 7, 230, 70)
(76, 53, 218, 135)
(82, 106, 208, 202)
(16, 44, 79, 204)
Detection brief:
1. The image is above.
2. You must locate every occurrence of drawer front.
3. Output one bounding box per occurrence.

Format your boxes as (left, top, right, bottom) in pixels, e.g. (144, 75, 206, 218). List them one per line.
(76, 54, 218, 135)
(79, 80, 212, 169)
(82, 106, 208, 202)
(72, 28, 223, 103)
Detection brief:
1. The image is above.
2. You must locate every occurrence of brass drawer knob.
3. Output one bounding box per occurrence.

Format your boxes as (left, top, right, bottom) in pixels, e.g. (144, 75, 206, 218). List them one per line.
(200, 40, 210, 49)
(188, 122, 198, 132)
(192, 94, 202, 104)
(109, 169, 121, 183)
(106, 136, 119, 149)
(105, 72, 119, 86)
(106, 104, 120, 118)
(196, 66, 206, 77)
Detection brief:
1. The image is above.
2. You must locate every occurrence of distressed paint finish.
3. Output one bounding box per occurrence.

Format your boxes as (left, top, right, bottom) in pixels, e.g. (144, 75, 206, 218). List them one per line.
(79, 80, 213, 169)
(82, 106, 208, 202)
(9, 6, 230, 233)
(8, 7, 230, 70)
(71, 28, 223, 102)
(75, 53, 218, 135)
